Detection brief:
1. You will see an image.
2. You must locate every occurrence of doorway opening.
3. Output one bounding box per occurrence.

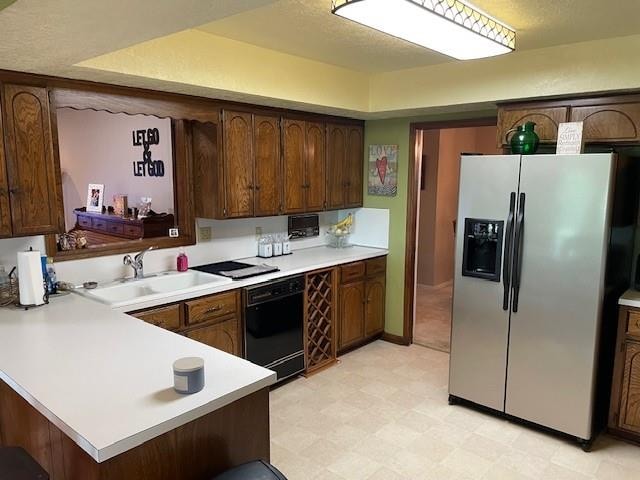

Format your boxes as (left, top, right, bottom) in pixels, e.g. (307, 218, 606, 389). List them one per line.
(412, 122, 499, 351)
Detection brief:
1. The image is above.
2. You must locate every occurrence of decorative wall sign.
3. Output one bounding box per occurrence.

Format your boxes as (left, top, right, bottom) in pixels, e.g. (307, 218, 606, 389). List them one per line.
(86, 183, 104, 212)
(368, 144, 398, 196)
(132, 128, 165, 177)
(556, 122, 585, 155)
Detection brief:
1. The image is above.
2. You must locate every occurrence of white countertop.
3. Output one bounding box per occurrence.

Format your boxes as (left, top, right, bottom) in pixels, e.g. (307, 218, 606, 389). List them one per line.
(0, 294, 276, 463)
(112, 245, 389, 312)
(0, 245, 387, 463)
(619, 289, 640, 308)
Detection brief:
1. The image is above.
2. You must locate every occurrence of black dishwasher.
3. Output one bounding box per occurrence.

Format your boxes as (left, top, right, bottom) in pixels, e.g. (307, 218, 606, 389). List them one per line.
(244, 275, 305, 383)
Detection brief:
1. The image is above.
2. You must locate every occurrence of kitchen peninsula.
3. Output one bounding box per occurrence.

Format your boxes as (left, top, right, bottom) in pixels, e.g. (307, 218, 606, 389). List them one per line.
(0, 294, 276, 480)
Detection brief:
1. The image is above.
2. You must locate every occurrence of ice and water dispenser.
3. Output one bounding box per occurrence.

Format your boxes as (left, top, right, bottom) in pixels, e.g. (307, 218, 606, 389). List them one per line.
(462, 219, 504, 282)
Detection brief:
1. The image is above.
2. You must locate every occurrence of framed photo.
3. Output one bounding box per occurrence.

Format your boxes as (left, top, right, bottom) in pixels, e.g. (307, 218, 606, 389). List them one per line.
(368, 144, 398, 196)
(86, 184, 104, 212)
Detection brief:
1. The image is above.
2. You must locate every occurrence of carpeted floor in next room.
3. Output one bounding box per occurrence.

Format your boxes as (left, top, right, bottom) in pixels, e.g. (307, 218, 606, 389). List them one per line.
(269, 341, 640, 480)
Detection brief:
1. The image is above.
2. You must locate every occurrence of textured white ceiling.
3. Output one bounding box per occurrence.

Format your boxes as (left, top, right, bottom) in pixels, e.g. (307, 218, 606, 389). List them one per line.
(197, 0, 640, 73)
(0, 0, 277, 75)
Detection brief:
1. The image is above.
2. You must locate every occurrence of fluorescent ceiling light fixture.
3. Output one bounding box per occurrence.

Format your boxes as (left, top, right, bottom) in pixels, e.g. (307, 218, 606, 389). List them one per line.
(332, 0, 516, 60)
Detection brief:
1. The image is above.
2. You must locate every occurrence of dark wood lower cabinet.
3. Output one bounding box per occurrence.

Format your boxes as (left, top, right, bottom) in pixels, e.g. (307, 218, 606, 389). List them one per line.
(609, 306, 640, 443)
(186, 317, 240, 357)
(129, 290, 242, 357)
(337, 257, 387, 353)
(0, 379, 269, 480)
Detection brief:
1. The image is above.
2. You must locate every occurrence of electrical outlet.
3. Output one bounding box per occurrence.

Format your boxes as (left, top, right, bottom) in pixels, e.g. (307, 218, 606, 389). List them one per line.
(255, 226, 263, 238)
(199, 226, 212, 241)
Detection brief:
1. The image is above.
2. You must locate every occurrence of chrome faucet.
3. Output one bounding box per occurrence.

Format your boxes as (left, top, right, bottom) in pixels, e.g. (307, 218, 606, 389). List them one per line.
(123, 247, 155, 280)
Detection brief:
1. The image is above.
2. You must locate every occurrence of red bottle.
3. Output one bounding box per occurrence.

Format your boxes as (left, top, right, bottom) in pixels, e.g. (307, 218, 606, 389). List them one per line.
(177, 248, 189, 272)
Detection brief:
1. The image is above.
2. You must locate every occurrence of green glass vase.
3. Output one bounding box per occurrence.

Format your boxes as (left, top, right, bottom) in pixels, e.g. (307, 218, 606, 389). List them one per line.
(507, 121, 540, 155)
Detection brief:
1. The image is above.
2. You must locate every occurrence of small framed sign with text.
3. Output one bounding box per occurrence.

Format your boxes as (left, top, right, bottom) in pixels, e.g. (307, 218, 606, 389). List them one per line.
(556, 122, 585, 155)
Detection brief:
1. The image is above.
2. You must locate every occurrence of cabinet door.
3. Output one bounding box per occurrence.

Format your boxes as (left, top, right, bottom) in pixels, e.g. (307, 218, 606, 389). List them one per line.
(2, 84, 61, 236)
(253, 115, 281, 216)
(186, 317, 240, 356)
(131, 304, 182, 331)
(570, 103, 640, 142)
(497, 106, 569, 146)
(365, 275, 385, 337)
(222, 110, 253, 218)
(305, 122, 326, 212)
(326, 124, 346, 210)
(339, 281, 365, 351)
(0, 96, 11, 237)
(619, 341, 640, 433)
(345, 125, 364, 208)
(282, 119, 306, 213)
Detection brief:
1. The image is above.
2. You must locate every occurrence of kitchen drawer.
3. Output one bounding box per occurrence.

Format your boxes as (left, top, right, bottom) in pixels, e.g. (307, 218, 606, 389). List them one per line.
(124, 224, 143, 238)
(627, 310, 640, 336)
(77, 215, 91, 228)
(340, 261, 365, 283)
(107, 222, 124, 236)
(186, 291, 238, 325)
(366, 256, 386, 276)
(131, 303, 181, 331)
(92, 218, 107, 231)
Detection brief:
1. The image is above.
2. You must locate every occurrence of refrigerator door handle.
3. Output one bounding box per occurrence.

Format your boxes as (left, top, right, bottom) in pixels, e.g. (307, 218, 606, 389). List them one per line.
(512, 192, 526, 313)
(502, 192, 516, 310)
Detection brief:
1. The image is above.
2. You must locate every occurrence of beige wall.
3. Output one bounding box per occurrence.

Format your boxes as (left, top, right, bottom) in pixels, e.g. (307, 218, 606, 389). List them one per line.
(417, 125, 499, 286)
(57, 109, 174, 231)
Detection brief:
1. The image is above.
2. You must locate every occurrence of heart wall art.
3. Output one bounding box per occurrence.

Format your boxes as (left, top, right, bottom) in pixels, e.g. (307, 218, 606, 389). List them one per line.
(368, 144, 398, 196)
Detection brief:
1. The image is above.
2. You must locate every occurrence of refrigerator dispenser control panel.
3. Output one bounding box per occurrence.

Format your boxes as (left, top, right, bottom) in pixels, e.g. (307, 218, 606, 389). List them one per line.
(462, 218, 504, 282)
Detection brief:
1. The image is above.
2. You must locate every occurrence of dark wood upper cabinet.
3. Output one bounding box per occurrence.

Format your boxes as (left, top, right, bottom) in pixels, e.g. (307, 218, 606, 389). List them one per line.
(305, 122, 326, 212)
(0, 97, 12, 238)
(192, 121, 223, 219)
(326, 124, 346, 210)
(282, 119, 306, 214)
(222, 110, 254, 218)
(570, 103, 640, 142)
(496, 106, 569, 147)
(253, 115, 281, 216)
(2, 84, 61, 236)
(345, 125, 364, 208)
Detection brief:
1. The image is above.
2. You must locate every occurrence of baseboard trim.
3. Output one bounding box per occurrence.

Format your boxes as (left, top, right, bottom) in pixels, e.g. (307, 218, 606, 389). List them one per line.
(381, 332, 411, 346)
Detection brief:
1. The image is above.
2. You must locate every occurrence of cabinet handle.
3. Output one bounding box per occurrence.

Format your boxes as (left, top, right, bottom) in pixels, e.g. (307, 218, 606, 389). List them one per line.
(255, 185, 261, 191)
(247, 184, 254, 190)
(205, 305, 222, 314)
(9, 188, 19, 195)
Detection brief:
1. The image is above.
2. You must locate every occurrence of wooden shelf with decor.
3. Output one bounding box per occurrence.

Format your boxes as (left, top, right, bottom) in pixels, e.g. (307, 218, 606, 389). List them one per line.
(74, 208, 175, 239)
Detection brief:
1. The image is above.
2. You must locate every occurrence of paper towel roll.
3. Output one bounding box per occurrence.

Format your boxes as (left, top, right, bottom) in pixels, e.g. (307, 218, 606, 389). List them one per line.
(17, 250, 46, 306)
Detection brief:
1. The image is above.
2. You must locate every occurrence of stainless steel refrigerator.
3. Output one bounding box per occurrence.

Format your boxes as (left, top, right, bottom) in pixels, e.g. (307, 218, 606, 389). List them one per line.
(448, 153, 636, 448)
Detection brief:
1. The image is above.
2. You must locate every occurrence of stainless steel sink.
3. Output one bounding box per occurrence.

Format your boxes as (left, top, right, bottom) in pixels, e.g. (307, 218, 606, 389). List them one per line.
(78, 270, 233, 308)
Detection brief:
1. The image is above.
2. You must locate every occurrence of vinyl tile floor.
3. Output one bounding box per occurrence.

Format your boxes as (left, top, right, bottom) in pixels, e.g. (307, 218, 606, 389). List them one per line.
(269, 341, 640, 480)
(413, 283, 453, 352)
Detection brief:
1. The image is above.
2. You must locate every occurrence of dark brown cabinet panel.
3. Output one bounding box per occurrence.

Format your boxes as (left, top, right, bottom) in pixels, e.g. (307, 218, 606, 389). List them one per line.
(2, 84, 61, 236)
(339, 281, 365, 351)
(365, 275, 385, 337)
(497, 106, 569, 147)
(0, 100, 11, 237)
(570, 103, 640, 142)
(253, 115, 281, 216)
(305, 122, 326, 212)
(345, 125, 364, 208)
(618, 341, 640, 434)
(337, 256, 386, 354)
(186, 317, 241, 357)
(326, 124, 346, 210)
(192, 121, 223, 219)
(283, 119, 306, 214)
(222, 110, 254, 218)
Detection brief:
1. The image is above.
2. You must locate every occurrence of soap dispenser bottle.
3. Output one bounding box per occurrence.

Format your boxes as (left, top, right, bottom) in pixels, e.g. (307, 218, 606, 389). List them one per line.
(177, 248, 189, 272)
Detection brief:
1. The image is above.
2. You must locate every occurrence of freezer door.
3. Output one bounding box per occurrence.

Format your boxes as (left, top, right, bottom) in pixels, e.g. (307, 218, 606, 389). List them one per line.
(505, 154, 614, 440)
(449, 155, 521, 411)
